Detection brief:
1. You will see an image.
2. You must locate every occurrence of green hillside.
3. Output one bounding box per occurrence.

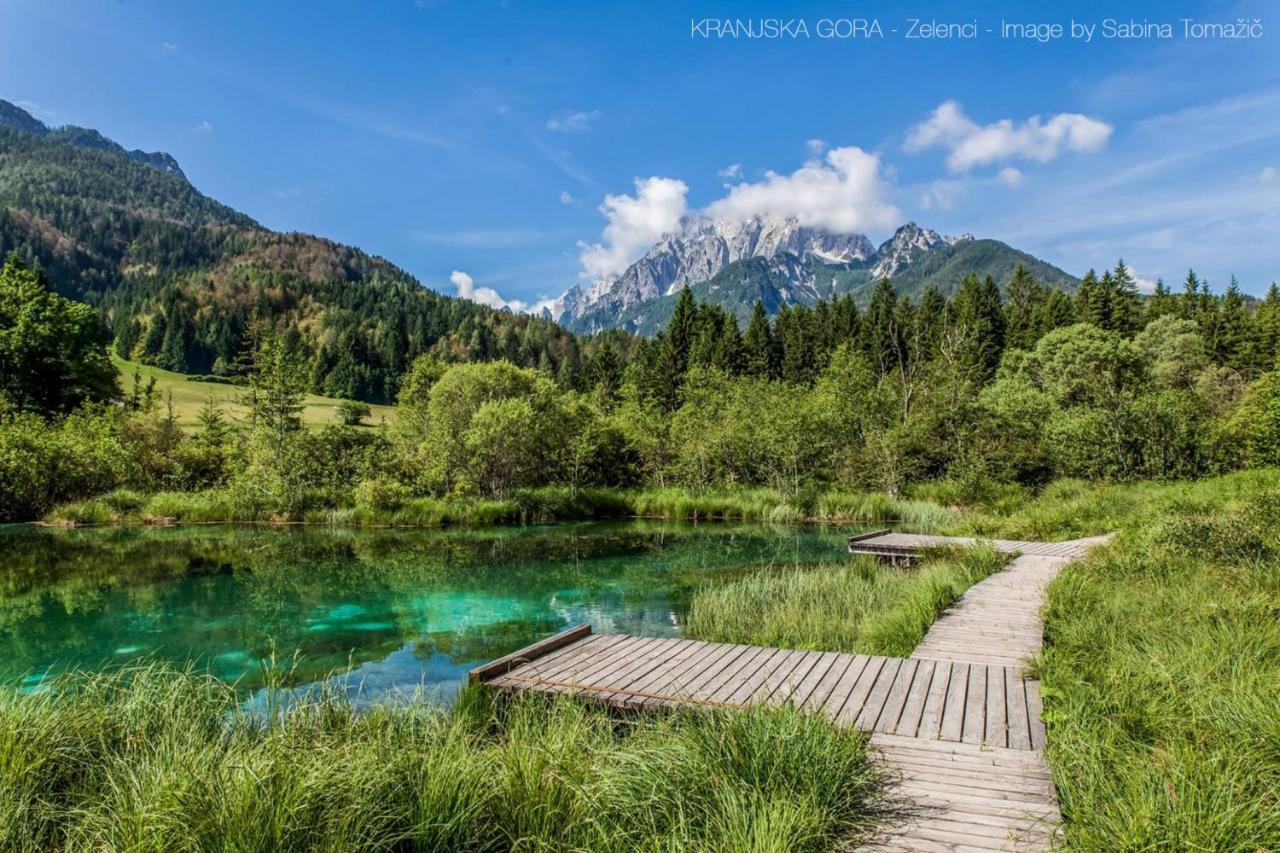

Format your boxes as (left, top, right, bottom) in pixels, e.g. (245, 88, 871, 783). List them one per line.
(112, 356, 395, 430)
(0, 101, 606, 402)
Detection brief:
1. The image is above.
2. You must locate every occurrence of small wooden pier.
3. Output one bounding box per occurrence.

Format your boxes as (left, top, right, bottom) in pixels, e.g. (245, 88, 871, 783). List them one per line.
(473, 531, 1111, 851)
(848, 530, 1108, 564)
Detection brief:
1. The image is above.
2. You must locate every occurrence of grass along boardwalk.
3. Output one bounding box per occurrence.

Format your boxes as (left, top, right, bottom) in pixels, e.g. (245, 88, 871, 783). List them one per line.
(473, 533, 1111, 850)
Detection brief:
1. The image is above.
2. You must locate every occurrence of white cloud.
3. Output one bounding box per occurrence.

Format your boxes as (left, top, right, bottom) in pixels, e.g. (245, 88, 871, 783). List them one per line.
(161, 42, 178, 52)
(578, 176, 689, 280)
(559, 189, 574, 204)
(1261, 165, 1278, 184)
(546, 110, 600, 132)
(920, 179, 964, 211)
(1131, 271, 1160, 294)
(450, 270, 554, 314)
(192, 120, 213, 133)
(905, 100, 1113, 172)
(805, 138, 827, 155)
(717, 162, 742, 180)
(705, 146, 900, 234)
(998, 166, 1023, 186)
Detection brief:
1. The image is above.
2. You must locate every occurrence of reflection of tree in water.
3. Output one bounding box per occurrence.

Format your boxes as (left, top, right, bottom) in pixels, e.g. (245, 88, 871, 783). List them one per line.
(0, 521, 857, 693)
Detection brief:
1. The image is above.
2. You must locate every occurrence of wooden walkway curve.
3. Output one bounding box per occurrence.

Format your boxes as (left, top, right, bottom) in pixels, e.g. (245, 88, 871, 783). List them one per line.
(472, 532, 1111, 851)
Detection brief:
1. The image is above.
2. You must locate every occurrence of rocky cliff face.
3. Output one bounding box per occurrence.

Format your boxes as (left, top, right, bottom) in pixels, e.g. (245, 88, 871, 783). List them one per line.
(551, 217, 966, 326)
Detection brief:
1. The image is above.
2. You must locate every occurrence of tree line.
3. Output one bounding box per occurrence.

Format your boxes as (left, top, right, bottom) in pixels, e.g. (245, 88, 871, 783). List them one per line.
(2, 249, 1280, 520)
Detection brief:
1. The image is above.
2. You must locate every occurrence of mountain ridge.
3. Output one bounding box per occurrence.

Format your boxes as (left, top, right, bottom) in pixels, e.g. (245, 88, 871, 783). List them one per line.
(0, 99, 598, 402)
(0, 99, 189, 181)
(556, 217, 1077, 334)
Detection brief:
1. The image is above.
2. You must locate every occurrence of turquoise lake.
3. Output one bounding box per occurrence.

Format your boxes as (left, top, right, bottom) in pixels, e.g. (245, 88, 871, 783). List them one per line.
(0, 521, 864, 704)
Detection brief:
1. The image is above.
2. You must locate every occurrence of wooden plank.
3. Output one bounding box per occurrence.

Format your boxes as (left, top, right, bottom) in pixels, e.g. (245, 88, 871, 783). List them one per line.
(509, 632, 628, 684)
(962, 664, 987, 745)
(702, 645, 775, 703)
(726, 646, 801, 706)
(587, 637, 679, 695)
(856, 657, 903, 730)
(1006, 672, 1032, 751)
(916, 661, 952, 739)
(830, 655, 887, 725)
(938, 662, 970, 742)
(539, 634, 654, 691)
(846, 528, 892, 544)
(874, 658, 918, 734)
(773, 651, 839, 708)
(469, 623, 591, 682)
(484, 635, 607, 686)
(984, 665, 1008, 749)
(652, 643, 754, 707)
(750, 648, 816, 705)
(1026, 680, 1047, 751)
(801, 653, 863, 711)
(891, 658, 935, 738)
(617, 638, 706, 701)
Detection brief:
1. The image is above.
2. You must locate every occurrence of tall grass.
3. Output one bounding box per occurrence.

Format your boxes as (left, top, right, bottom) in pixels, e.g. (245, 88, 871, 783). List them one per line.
(1028, 471, 1280, 849)
(685, 547, 1005, 657)
(630, 487, 799, 522)
(0, 664, 883, 852)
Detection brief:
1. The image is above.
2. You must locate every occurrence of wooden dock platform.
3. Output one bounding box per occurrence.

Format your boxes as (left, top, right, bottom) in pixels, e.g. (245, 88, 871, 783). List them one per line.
(472, 532, 1112, 850)
(478, 631, 1048, 749)
(848, 531, 1109, 562)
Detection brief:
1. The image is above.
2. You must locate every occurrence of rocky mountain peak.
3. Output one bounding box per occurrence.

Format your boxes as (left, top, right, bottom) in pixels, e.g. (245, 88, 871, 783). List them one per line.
(0, 98, 187, 182)
(870, 222, 974, 279)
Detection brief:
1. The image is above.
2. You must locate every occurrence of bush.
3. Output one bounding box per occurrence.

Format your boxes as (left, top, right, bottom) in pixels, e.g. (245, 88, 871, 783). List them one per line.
(353, 476, 411, 512)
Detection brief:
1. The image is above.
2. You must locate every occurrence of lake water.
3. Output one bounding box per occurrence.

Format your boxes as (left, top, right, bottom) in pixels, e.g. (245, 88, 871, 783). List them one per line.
(0, 521, 862, 704)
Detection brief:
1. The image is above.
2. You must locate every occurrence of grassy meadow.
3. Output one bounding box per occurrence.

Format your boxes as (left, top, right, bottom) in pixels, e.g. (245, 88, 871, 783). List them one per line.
(685, 547, 1005, 658)
(113, 356, 396, 430)
(12, 471, 1280, 849)
(0, 665, 884, 852)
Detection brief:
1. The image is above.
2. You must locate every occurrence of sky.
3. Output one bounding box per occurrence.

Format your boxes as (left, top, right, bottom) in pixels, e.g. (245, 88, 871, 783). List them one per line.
(2, 0, 1277, 308)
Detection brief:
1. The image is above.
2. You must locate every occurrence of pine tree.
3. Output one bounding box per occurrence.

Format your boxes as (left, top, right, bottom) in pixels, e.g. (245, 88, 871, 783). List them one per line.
(1004, 265, 1045, 350)
(743, 300, 777, 378)
(947, 274, 1006, 380)
(590, 338, 622, 403)
(1038, 289, 1075, 333)
(860, 279, 899, 376)
(1146, 279, 1176, 322)
(1074, 270, 1108, 328)
(663, 287, 697, 381)
(1258, 283, 1280, 365)
(1109, 260, 1142, 336)
(914, 287, 946, 359)
(1215, 276, 1255, 370)
(829, 294, 860, 345)
(711, 312, 745, 374)
(1181, 270, 1201, 320)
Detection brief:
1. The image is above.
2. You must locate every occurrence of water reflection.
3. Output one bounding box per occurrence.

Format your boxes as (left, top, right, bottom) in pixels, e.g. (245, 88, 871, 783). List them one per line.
(0, 520, 860, 704)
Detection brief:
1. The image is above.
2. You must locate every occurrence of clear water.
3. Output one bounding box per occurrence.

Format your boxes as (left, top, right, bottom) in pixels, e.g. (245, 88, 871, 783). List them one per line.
(0, 521, 863, 705)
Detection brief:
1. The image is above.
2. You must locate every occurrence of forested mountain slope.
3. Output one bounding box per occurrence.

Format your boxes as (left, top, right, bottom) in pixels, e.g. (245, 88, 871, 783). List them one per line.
(0, 101, 603, 402)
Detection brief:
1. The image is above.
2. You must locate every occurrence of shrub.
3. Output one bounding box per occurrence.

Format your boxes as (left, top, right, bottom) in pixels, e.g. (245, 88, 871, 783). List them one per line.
(353, 476, 411, 512)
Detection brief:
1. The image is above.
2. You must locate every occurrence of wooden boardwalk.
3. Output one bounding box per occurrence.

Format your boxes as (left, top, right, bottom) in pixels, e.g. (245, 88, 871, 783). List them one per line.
(472, 532, 1111, 851)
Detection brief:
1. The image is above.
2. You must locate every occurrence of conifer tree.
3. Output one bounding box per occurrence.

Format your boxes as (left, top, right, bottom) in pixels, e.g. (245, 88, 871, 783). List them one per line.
(1004, 264, 1046, 350)
(860, 279, 899, 376)
(914, 287, 946, 359)
(743, 300, 777, 378)
(1257, 283, 1280, 364)
(1109, 260, 1142, 336)
(1074, 270, 1107, 328)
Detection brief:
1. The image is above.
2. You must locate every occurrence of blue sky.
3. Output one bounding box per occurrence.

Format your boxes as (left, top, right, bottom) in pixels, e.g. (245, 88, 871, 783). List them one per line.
(2, 0, 1277, 305)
